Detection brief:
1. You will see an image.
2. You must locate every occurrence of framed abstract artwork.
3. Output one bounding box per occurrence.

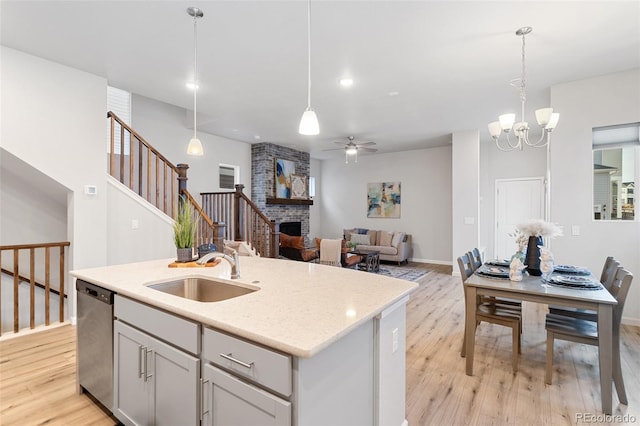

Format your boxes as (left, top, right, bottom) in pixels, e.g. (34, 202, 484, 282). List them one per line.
(275, 158, 295, 199)
(367, 182, 401, 218)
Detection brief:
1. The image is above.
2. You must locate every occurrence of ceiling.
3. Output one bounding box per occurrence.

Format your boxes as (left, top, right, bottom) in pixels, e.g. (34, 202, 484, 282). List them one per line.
(1, 1, 639, 160)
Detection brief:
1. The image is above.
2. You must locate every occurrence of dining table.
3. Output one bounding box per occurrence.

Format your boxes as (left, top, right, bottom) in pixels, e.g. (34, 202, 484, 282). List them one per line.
(464, 267, 618, 414)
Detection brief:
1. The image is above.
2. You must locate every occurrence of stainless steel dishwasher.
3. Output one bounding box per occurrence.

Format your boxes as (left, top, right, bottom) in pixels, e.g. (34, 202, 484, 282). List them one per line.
(77, 279, 114, 411)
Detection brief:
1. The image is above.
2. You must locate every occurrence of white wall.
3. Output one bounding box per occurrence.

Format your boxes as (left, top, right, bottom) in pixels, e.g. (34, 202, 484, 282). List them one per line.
(319, 147, 452, 264)
(479, 130, 547, 259)
(1, 47, 108, 273)
(452, 130, 479, 265)
(0, 151, 68, 246)
(106, 178, 174, 265)
(131, 95, 252, 199)
(309, 158, 322, 244)
(550, 68, 640, 324)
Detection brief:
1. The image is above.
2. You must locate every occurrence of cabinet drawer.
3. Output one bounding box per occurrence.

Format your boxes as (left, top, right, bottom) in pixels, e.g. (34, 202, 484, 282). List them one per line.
(203, 327, 292, 397)
(115, 295, 200, 355)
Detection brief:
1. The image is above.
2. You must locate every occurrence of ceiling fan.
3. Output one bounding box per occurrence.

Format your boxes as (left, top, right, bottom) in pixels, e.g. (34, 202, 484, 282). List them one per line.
(325, 136, 378, 163)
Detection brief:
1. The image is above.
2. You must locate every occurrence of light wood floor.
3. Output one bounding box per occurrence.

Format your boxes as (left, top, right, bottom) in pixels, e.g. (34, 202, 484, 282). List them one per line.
(1, 264, 638, 425)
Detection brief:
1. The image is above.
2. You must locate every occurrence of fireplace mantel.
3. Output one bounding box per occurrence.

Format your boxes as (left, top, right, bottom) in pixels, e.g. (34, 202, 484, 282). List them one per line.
(266, 198, 313, 206)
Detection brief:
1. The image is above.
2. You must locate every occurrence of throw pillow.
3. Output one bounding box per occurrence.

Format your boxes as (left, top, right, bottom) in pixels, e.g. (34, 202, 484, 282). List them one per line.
(350, 233, 370, 245)
(391, 231, 405, 248)
(343, 228, 356, 241)
(357, 228, 369, 234)
(281, 233, 305, 249)
(379, 231, 393, 247)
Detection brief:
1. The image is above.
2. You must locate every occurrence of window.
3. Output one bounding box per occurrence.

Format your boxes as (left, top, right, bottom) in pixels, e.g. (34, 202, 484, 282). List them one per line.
(593, 123, 639, 221)
(107, 86, 131, 155)
(219, 164, 239, 190)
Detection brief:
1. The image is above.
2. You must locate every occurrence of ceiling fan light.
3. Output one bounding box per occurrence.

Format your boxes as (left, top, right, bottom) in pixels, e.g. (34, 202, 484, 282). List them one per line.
(187, 137, 203, 156)
(535, 108, 553, 126)
(499, 113, 516, 131)
(346, 146, 358, 155)
(299, 108, 319, 135)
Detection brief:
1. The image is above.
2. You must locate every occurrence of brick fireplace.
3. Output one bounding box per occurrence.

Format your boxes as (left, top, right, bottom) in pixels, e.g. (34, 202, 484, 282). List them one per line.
(251, 143, 311, 242)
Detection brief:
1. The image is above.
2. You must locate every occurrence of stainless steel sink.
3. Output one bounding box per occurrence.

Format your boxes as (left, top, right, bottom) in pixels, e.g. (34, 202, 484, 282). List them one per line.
(147, 277, 257, 302)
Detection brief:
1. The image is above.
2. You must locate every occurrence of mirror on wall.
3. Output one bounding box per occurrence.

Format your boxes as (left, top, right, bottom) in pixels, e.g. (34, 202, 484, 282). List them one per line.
(593, 123, 639, 221)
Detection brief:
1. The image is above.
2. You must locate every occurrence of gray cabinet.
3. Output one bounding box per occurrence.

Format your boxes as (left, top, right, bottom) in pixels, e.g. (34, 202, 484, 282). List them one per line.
(202, 327, 291, 426)
(113, 296, 201, 426)
(202, 364, 291, 426)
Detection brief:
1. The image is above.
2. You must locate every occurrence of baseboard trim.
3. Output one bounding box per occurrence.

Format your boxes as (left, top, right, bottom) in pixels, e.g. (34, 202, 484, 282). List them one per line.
(410, 257, 452, 266)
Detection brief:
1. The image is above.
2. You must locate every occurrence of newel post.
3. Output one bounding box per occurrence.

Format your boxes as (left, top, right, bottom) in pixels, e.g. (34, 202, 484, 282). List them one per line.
(271, 219, 280, 259)
(234, 184, 244, 241)
(176, 163, 189, 197)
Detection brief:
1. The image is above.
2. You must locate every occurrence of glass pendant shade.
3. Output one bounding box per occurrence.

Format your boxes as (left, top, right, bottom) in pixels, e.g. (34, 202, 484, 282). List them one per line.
(546, 113, 560, 130)
(488, 121, 502, 139)
(187, 137, 203, 156)
(535, 108, 553, 126)
(299, 108, 319, 135)
(499, 113, 516, 131)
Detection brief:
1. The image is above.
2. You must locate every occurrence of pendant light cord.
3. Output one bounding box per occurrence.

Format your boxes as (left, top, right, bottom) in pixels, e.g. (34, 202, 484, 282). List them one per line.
(193, 14, 198, 140)
(306, 0, 312, 109)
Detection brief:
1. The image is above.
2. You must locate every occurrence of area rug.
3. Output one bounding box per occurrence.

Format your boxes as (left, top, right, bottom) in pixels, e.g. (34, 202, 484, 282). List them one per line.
(376, 265, 429, 282)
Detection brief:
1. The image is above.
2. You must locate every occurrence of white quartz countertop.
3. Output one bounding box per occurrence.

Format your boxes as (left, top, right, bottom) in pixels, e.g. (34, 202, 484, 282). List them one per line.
(71, 257, 418, 358)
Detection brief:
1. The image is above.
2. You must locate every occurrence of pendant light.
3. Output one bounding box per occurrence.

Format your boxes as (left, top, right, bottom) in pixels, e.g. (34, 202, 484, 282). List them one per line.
(298, 0, 319, 135)
(186, 7, 204, 156)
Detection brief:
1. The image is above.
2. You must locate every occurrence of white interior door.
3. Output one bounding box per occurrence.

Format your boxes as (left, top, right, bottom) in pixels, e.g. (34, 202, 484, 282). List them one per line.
(495, 178, 544, 259)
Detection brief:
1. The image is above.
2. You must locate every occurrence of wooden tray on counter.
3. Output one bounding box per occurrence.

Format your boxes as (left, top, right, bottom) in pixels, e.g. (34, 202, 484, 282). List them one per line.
(168, 258, 221, 268)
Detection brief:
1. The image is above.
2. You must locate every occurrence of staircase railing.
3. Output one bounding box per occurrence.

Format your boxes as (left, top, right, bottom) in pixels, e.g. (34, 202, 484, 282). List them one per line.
(0, 241, 70, 336)
(201, 185, 279, 258)
(107, 111, 223, 249)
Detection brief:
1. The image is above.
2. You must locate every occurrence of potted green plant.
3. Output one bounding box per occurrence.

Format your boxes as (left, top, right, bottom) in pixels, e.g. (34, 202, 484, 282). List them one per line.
(174, 197, 199, 262)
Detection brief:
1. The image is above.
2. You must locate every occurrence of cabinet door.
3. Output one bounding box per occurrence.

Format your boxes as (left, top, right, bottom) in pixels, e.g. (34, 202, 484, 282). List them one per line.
(151, 334, 200, 426)
(113, 320, 152, 426)
(202, 365, 291, 426)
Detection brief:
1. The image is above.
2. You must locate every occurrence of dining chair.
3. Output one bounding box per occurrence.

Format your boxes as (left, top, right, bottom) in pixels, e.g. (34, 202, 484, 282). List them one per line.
(458, 254, 522, 373)
(545, 268, 633, 405)
(548, 257, 620, 320)
(468, 247, 523, 310)
(318, 238, 342, 267)
(468, 248, 483, 271)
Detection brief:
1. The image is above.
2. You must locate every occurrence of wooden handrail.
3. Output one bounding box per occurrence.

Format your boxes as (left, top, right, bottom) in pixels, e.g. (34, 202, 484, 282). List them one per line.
(107, 111, 179, 218)
(108, 111, 178, 172)
(0, 241, 70, 336)
(181, 190, 225, 252)
(201, 185, 278, 257)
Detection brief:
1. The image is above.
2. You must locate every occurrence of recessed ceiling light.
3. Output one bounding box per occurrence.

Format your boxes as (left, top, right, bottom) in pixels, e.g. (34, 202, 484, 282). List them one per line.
(185, 82, 199, 90)
(254, 135, 261, 140)
(340, 78, 354, 87)
(388, 91, 399, 97)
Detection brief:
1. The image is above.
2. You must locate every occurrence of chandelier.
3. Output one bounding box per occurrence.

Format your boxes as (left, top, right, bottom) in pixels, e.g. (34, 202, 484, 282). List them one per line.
(488, 27, 559, 151)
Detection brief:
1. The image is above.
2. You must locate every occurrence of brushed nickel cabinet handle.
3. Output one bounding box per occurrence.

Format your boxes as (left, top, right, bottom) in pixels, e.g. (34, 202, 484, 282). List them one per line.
(219, 352, 254, 369)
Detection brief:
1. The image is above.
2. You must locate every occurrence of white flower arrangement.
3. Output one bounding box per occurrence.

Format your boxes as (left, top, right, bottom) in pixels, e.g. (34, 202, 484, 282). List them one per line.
(516, 219, 563, 238)
(509, 220, 563, 253)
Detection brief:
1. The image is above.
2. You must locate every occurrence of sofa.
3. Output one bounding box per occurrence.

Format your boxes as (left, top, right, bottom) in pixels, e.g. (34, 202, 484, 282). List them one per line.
(344, 228, 412, 265)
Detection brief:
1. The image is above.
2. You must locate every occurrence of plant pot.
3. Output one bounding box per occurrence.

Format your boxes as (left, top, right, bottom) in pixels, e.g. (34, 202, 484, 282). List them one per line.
(176, 247, 193, 263)
(525, 236, 543, 276)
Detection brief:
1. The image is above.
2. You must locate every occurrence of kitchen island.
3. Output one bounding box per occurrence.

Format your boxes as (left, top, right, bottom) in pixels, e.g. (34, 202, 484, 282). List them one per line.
(71, 256, 418, 425)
